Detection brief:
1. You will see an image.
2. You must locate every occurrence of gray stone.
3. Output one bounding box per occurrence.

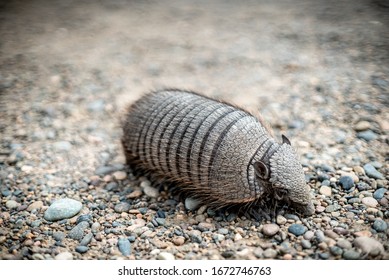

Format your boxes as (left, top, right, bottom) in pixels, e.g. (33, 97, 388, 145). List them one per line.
(262, 224, 280, 236)
(325, 204, 341, 213)
(75, 246, 88, 254)
(76, 214, 93, 224)
(218, 228, 229, 235)
(343, 250, 360, 260)
(303, 230, 314, 240)
(155, 218, 166, 226)
(363, 163, 384, 179)
(68, 221, 89, 240)
(276, 215, 287, 225)
(301, 239, 311, 249)
(53, 231, 66, 242)
(339, 176, 354, 190)
(114, 202, 131, 213)
(263, 248, 278, 258)
(329, 246, 343, 256)
(288, 224, 307, 236)
(357, 130, 378, 141)
(185, 197, 201, 211)
(118, 238, 131, 256)
(373, 219, 388, 232)
(213, 233, 225, 242)
(80, 233, 93, 246)
(95, 165, 123, 176)
(6, 200, 19, 209)
(44, 198, 82, 221)
(373, 188, 387, 200)
(143, 185, 159, 198)
(315, 230, 326, 242)
(336, 238, 352, 249)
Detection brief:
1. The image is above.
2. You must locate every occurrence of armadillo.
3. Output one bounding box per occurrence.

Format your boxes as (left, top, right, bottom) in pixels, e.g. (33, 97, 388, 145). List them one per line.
(121, 89, 315, 216)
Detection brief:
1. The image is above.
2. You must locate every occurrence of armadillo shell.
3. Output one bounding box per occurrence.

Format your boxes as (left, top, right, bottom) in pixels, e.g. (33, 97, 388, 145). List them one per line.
(121, 90, 275, 208)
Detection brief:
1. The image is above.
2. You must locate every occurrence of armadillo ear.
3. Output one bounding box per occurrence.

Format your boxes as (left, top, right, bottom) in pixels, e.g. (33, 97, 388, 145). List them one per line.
(253, 161, 269, 180)
(282, 134, 291, 145)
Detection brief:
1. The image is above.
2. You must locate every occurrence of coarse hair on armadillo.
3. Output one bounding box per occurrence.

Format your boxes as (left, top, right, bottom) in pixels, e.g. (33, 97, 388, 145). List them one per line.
(121, 89, 314, 216)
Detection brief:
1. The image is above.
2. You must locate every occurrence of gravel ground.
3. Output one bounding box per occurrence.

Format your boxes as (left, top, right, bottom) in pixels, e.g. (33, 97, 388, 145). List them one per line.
(0, 0, 388, 260)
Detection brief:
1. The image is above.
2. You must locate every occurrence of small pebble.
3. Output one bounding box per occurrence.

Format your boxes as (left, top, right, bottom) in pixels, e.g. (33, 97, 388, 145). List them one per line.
(75, 246, 89, 254)
(319, 186, 332, 196)
(363, 163, 384, 179)
(44, 198, 82, 221)
(373, 188, 387, 200)
(113, 171, 127, 180)
(262, 224, 280, 236)
(343, 250, 360, 260)
(339, 176, 354, 190)
(53, 231, 66, 242)
(301, 239, 311, 249)
(213, 234, 225, 242)
(55, 252, 73, 260)
(27, 201, 44, 212)
(80, 233, 93, 246)
(155, 218, 166, 226)
(172, 236, 185, 246)
(372, 219, 388, 232)
(315, 230, 326, 242)
(354, 120, 371, 131)
(336, 239, 352, 249)
(226, 213, 237, 222)
(276, 215, 287, 225)
(362, 197, 378, 208)
(218, 228, 229, 235)
(142, 185, 159, 198)
(354, 236, 384, 256)
(263, 248, 278, 258)
(95, 165, 122, 176)
(319, 252, 329, 259)
(357, 130, 378, 141)
(68, 221, 89, 240)
(185, 197, 201, 211)
(114, 202, 131, 213)
(303, 230, 314, 240)
(76, 214, 93, 224)
(157, 252, 175, 260)
(288, 224, 307, 236)
(325, 204, 340, 213)
(91, 222, 100, 232)
(234, 233, 243, 241)
(6, 200, 19, 209)
(254, 248, 263, 258)
(329, 246, 343, 256)
(118, 238, 131, 256)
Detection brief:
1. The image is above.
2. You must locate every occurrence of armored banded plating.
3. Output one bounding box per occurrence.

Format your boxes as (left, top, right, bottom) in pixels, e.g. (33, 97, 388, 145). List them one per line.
(121, 90, 314, 216)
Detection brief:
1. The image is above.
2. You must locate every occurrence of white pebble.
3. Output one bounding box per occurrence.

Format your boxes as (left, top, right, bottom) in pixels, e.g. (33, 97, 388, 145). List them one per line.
(157, 252, 175, 260)
(319, 186, 332, 196)
(185, 197, 201, 211)
(354, 237, 384, 256)
(55, 252, 73, 260)
(361, 197, 378, 208)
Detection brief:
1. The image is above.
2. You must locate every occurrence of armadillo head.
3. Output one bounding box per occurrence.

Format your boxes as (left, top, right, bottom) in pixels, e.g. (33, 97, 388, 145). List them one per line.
(254, 135, 314, 216)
